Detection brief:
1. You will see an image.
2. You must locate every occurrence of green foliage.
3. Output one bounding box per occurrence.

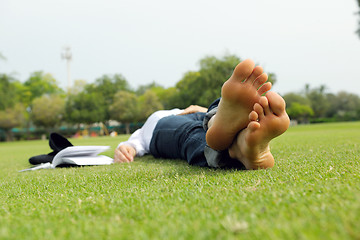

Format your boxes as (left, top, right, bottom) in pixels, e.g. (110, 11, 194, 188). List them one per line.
(136, 81, 163, 95)
(85, 74, 132, 121)
(305, 85, 329, 118)
(172, 54, 277, 109)
(325, 91, 360, 120)
(283, 92, 313, 122)
(155, 87, 179, 109)
(86, 74, 131, 105)
(0, 103, 25, 130)
(283, 92, 311, 108)
(198, 55, 241, 102)
(286, 102, 314, 123)
(3, 53, 360, 134)
(134, 82, 178, 110)
(1, 122, 360, 239)
(174, 71, 203, 108)
(109, 91, 140, 134)
(285, 85, 360, 123)
(0, 73, 17, 110)
(138, 90, 163, 120)
(0, 103, 25, 140)
(24, 72, 63, 102)
(65, 92, 106, 125)
(175, 55, 241, 108)
(68, 79, 87, 95)
(13, 81, 32, 107)
(31, 95, 65, 129)
(267, 72, 277, 86)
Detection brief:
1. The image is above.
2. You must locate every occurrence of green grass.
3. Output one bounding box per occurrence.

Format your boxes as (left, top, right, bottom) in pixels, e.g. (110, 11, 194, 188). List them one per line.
(1, 122, 360, 240)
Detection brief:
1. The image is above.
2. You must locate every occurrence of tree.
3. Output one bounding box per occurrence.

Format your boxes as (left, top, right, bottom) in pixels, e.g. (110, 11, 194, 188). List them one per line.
(24, 72, 63, 102)
(196, 54, 241, 106)
(283, 92, 311, 109)
(136, 81, 163, 95)
(85, 74, 132, 121)
(173, 55, 242, 108)
(68, 79, 87, 95)
(174, 71, 203, 108)
(283, 92, 314, 123)
(65, 92, 106, 126)
(13, 81, 32, 107)
(138, 90, 163, 121)
(286, 102, 314, 123)
(86, 74, 131, 104)
(173, 54, 276, 108)
(151, 86, 179, 109)
(18, 72, 63, 139)
(31, 95, 65, 131)
(0, 103, 25, 141)
(109, 91, 139, 134)
(0, 74, 17, 110)
(304, 84, 330, 119)
(326, 91, 360, 121)
(267, 73, 277, 86)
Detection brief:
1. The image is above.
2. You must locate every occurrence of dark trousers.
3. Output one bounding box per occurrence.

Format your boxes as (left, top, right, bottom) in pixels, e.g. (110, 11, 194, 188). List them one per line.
(149, 98, 222, 167)
(149, 112, 208, 166)
(149, 98, 245, 168)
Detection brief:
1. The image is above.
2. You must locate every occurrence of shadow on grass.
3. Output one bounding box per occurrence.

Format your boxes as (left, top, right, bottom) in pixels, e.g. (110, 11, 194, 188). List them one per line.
(133, 155, 247, 177)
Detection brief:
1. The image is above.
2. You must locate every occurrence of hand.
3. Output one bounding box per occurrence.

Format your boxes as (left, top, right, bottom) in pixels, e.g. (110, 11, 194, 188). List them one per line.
(114, 144, 136, 163)
(179, 105, 208, 115)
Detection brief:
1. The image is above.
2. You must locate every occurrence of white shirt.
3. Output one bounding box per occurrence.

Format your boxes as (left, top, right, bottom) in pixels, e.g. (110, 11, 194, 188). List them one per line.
(118, 109, 184, 156)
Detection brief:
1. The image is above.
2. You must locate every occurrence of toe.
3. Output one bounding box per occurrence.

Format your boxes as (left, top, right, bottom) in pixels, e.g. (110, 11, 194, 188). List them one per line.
(249, 110, 258, 121)
(259, 96, 271, 115)
(254, 103, 265, 119)
(258, 82, 272, 95)
(244, 66, 263, 84)
(248, 121, 260, 132)
(232, 59, 255, 81)
(266, 91, 286, 116)
(253, 73, 268, 89)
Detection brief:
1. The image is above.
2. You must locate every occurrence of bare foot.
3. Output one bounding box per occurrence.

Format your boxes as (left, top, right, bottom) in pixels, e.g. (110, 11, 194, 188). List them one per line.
(206, 59, 272, 150)
(228, 91, 290, 170)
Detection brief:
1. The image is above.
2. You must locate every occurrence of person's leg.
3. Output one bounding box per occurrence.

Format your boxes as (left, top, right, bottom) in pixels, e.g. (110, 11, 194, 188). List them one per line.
(207, 98, 220, 112)
(149, 112, 209, 166)
(206, 59, 271, 151)
(150, 59, 286, 170)
(227, 92, 290, 169)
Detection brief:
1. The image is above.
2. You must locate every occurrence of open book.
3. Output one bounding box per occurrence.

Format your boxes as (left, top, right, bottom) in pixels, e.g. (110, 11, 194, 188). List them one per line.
(20, 146, 113, 172)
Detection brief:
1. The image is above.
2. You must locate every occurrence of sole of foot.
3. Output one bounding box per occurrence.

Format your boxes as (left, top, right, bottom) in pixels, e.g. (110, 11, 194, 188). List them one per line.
(206, 59, 272, 150)
(229, 91, 290, 170)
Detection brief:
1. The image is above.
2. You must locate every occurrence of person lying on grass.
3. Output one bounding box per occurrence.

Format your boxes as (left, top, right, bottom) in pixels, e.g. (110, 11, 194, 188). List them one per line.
(114, 59, 290, 170)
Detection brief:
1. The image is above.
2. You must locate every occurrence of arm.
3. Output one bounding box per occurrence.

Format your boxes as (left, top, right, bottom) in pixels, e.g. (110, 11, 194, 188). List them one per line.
(114, 144, 136, 163)
(114, 108, 188, 163)
(178, 105, 208, 115)
(114, 128, 147, 163)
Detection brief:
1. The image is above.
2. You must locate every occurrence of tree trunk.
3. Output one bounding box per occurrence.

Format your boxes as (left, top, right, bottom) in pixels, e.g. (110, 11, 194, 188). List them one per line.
(125, 123, 130, 135)
(5, 129, 13, 141)
(26, 121, 30, 140)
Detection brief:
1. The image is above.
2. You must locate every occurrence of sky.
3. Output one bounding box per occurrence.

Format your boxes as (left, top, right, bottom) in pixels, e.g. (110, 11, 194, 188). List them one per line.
(1, 0, 360, 95)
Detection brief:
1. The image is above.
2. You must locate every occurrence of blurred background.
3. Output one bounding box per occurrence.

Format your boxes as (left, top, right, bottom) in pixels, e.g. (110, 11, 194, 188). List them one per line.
(1, 0, 360, 141)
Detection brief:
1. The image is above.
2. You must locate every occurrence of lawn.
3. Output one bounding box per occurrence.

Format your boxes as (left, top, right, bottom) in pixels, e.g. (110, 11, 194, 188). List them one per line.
(0, 122, 359, 240)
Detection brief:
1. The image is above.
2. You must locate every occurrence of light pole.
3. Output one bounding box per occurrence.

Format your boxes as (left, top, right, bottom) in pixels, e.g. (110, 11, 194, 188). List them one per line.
(61, 46, 72, 91)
